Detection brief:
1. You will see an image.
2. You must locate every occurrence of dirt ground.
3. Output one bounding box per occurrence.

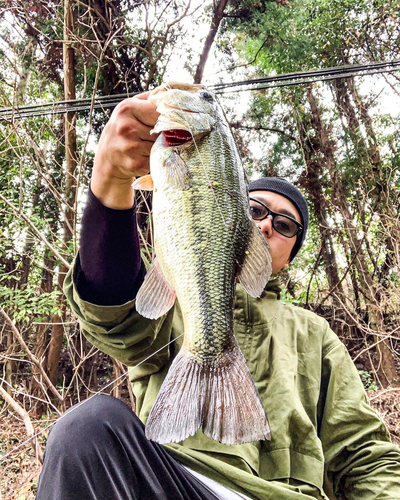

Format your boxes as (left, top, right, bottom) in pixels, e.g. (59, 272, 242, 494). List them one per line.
(0, 416, 48, 500)
(0, 390, 399, 500)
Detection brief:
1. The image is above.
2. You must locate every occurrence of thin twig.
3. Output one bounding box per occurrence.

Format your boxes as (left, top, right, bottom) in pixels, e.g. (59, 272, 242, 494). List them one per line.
(0, 384, 43, 463)
(0, 193, 71, 269)
(0, 307, 64, 402)
(370, 388, 400, 401)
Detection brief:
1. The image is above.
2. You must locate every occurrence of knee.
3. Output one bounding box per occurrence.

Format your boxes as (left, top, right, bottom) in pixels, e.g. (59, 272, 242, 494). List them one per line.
(46, 395, 137, 451)
(73, 394, 133, 424)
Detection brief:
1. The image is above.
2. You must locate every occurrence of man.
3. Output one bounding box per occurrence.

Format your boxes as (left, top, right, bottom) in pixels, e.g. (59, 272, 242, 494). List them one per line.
(37, 93, 400, 500)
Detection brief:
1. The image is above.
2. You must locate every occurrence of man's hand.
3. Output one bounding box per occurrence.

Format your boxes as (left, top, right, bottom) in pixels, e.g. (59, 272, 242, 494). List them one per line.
(91, 92, 160, 209)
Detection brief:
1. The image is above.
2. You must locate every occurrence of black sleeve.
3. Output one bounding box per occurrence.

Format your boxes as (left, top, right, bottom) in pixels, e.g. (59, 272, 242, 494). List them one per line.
(75, 186, 145, 306)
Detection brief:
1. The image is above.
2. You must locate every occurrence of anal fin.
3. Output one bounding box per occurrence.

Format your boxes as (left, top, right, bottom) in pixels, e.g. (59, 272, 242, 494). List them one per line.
(238, 222, 272, 298)
(146, 349, 205, 444)
(136, 258, 176, 319)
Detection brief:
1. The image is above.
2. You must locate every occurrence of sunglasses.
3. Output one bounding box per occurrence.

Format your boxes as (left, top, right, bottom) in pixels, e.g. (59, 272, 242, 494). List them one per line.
(249, 198, 303, 238)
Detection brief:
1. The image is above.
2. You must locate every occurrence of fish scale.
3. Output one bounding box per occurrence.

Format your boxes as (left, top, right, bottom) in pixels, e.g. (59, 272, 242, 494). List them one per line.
(133, 82, 273, 445)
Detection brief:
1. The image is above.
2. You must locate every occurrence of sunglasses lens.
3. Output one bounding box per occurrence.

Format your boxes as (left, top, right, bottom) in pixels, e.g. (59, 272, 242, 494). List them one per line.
(249, 200, 268, 220)
(249, 198, 300, 238)
(273, 216, 298, 237)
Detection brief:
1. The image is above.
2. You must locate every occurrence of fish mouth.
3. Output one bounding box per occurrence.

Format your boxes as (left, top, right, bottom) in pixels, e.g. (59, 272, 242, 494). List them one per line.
(163, 129, 193, 147)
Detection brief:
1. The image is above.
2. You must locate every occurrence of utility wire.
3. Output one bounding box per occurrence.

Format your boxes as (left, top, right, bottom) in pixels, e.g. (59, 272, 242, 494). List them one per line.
(0, 59, 399, 121)
(220, 67, 400, 93)
(210, 59, 400, 90)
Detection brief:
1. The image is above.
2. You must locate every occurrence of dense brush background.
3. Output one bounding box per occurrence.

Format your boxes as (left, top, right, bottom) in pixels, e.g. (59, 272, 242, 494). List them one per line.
(0, 0, 399, 497)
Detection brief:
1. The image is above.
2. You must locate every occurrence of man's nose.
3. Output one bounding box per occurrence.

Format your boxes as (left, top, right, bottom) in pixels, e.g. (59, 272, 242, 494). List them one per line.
(256, 216, 273, 238)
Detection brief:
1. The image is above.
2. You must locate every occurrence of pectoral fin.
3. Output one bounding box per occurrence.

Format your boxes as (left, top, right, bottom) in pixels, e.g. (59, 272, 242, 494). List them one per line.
(132, 174, 154, 191)
(136, 258, 176, 319)
(237, 222, 272, 298)
(165, 151, 192, 190)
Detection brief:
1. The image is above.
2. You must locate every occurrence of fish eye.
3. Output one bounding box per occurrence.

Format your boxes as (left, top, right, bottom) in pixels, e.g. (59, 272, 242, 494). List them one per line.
(201, 91, 213, 100)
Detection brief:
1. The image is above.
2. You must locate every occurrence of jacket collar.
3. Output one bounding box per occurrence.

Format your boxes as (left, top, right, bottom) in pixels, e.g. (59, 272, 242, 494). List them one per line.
(265, 277, 281, 299)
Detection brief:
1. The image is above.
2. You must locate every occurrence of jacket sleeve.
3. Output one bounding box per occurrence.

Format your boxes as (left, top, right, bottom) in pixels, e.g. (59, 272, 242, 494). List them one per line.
(77, 186, 145, 306)
(318, 330, 400, 499)
(63, 255, 177, 375)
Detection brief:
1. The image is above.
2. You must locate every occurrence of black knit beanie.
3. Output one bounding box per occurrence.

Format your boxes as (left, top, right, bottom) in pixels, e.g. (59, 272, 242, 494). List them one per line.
(248, 177, 309, 262)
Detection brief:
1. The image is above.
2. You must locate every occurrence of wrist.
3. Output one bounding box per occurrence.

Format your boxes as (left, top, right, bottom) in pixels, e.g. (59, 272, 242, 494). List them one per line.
(91, 169, 134, 210)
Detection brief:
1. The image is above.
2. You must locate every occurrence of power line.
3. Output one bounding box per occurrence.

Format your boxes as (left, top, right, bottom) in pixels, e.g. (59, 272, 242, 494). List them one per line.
(210, 59, 400, 91)
(0, 60, 399, 121)
(214, 61, 400, 93)
(0, 95, 131, 121)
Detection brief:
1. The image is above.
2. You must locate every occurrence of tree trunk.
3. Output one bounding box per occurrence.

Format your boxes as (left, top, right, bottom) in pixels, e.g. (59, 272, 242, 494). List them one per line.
(298, 159, 344, 303)
(311, 86, 398, 387)
(194, 0, 229, 84)
(346, 77, 381, 167)
(297, 90, 344, 304)
(5, 325, 13, 396)
(347, 78, 400, 279)
(47, 0, 77, 385)
(30, 250, 56, 411)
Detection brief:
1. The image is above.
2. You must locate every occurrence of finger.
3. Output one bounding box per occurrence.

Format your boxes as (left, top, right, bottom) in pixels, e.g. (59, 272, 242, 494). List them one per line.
(135, 91, 151, 100)
(122, 137, 153, 159)
(132, 101, 160, 127)
(118, 123, 157, 157)
(117, 97, 159, 127)
(121, 117, 159, 145)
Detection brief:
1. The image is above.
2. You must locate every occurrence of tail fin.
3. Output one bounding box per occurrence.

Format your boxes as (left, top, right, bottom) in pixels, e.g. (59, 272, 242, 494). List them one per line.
(202, 345, 271, 444)
(145, 343, 271, 445)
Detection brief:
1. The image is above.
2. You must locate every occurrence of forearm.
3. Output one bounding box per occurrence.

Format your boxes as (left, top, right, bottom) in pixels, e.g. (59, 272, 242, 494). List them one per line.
(77, 186, 144, 305)
(64, 205, 173, 368)
(319, 338, 400, 499)
(74, 93, 158, 305)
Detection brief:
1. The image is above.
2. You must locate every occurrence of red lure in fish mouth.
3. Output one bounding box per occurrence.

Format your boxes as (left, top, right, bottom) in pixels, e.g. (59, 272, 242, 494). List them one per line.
(163, 129, 193, 147)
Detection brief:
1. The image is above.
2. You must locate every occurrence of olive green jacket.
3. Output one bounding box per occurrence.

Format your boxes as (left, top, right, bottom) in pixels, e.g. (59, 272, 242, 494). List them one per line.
(65, 258, 400, 500)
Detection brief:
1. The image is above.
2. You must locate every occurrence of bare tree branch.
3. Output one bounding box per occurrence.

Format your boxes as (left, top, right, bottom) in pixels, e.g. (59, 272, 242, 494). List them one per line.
(0, 384, 43, 463)
(0, 307, 64, 402)
(194, 0, 229, 84)
(0, 193, 71, 269)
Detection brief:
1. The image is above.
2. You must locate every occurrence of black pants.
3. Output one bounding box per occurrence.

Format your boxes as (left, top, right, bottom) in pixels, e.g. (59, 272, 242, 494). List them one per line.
(36, 395, 219, 500)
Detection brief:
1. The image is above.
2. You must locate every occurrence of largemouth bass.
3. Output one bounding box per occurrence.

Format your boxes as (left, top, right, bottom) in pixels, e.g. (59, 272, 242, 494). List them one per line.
(133, 82, 272, 445)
